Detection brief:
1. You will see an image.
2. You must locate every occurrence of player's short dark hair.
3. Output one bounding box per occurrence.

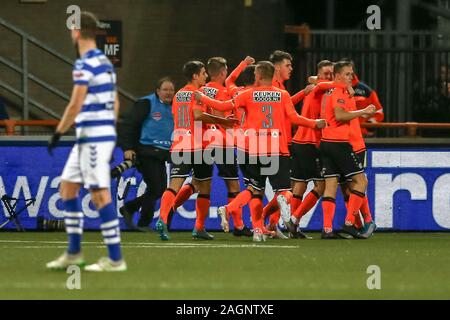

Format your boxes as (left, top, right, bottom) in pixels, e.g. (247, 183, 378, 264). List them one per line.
(317, 60, 334, 71)
(156, 77, 175, 89)
(182, 61, 205, 81)
(207, 57, 227, 78)
(256, 61, 275, 80)
(333, 61, 354, 75)
(79, 11, 99, 40)
(236, 64, 256, 86)
(269, 50, 293, 64)
(339, 57, 355, 67)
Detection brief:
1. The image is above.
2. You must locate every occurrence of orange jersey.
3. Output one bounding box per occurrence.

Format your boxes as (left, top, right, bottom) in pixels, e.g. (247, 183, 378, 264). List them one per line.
(291, 90, 305, 106)
(292, 89, 323, 146)
(294, 81, 348, 146)
(272, 78, 293, 144)
(171, 84, 205, 152)
(321, 87, 353, 142)
(201, 81, 232, 148)
(233, 86, 316, 156)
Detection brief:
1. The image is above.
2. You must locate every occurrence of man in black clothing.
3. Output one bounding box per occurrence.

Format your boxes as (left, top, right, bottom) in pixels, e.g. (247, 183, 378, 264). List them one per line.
(117, 77, 175, 230)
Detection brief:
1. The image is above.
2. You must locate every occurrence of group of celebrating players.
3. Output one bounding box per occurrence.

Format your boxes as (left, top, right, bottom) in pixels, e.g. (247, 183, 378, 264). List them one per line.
(155, 50, 382, 242)
(46, 12, 383, 272)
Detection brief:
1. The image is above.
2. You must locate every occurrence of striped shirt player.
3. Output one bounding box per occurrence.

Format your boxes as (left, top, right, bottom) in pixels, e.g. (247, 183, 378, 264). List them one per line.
(62, 48, 117, 189)
(46, 12, 126, 272)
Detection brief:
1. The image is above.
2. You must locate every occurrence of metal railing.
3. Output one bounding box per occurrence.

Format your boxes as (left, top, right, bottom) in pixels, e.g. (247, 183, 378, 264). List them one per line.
(285, 26, 450, 136)
(0, 17, 137, 122)
(285, 26, 450, 49)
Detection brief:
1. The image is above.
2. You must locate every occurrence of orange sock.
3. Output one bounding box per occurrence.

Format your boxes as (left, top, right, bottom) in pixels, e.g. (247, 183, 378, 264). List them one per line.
(249, 195, 263, 229)
(262, 196, 279, 218)
(173, 183, 195, 210)
(194, 194, 210, 231)
(322, 197, 336, 231)
(228, 192, 244, 229)
(269, 211, 280, 228)
(159, 189, 176, 224)
(291, 195, 302, 215)
(345, 190, 365, 225)
(360, 196, 373, 223)
(226, 189, 252, 215)
(293, 190, 320, 219)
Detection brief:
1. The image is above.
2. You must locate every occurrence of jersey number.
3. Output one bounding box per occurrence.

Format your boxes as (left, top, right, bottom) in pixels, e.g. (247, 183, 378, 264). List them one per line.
(261, 105, 273, 129)
(177, 105, 191, 128)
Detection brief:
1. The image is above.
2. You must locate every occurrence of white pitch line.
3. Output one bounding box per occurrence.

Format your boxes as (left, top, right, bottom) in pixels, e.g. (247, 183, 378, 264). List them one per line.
(4, 245, 300, 249)
(0, 239, 300, 248)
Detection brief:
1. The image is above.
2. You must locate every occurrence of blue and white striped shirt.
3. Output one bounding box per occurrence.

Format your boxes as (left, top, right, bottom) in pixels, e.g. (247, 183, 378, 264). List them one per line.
(73, 49, 116, 144)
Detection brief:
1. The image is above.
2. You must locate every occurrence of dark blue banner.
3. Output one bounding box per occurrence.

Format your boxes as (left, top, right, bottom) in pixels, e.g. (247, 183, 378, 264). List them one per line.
(0, 143, 449, 231)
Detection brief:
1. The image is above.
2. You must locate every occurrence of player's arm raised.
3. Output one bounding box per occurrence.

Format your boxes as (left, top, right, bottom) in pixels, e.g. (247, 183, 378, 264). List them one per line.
(225, 56, 255, 93)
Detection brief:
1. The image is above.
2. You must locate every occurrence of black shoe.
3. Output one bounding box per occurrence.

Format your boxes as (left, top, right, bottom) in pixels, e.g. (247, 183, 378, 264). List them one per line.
(233, 226, 253, 237)
(135, 226, 152, 233)
(137, 211, 155, 229)
(297, 228, 313, 239)
(321, 230, 340, 239)
(289, 228, 313, 239)
(340, 224, 363, 239)
(120, 206, 137, 230)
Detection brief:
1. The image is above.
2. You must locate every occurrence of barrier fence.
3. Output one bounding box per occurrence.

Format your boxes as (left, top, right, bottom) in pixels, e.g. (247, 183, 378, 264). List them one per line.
(0, 140, 449, 231)
(2, 120, 450, 137)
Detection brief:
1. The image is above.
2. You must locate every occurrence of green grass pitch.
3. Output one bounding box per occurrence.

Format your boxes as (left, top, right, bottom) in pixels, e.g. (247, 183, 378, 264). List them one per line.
(0, 231, 449, 299)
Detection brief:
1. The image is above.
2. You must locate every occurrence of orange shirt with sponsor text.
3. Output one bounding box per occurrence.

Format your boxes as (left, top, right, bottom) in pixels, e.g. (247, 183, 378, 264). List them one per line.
(171, 84, 206, 152)
(201, 81, 233, 148)
(272, 78, 293, 145)
(233, 86, 290, 156)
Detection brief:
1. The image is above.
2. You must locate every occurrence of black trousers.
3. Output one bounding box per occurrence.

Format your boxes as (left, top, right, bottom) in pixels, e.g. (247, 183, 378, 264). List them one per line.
(124, 145, 168, 227)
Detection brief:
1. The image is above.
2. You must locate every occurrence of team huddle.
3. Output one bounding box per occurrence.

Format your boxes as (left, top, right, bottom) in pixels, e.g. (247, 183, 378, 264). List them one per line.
(155, 52, 379, 243)
(45, 12, 383, 272)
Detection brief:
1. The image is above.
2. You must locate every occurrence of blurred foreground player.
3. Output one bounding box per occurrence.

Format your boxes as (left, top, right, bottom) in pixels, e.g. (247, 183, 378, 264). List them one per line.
(46, 12, 126, 271)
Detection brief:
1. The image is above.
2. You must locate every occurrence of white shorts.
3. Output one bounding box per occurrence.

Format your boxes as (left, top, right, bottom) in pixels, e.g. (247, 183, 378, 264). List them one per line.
(61, 142, 115, 189)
